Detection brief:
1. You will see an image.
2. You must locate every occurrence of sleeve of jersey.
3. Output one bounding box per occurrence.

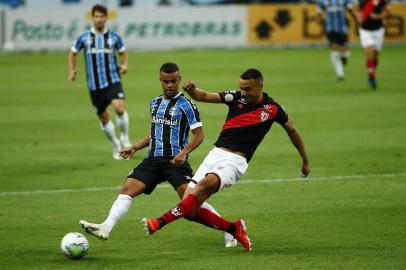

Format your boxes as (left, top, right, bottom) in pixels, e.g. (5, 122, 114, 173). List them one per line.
(275, 104, 289, 125)
(114, 33, 126, 53)
(181, 99, 202, 130)
(70, 34, 84, 53)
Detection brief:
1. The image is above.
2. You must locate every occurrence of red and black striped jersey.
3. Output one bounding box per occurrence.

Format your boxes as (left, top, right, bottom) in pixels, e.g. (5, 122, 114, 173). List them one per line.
(359, 0, 389, 30)
(214, 91, 288, 162)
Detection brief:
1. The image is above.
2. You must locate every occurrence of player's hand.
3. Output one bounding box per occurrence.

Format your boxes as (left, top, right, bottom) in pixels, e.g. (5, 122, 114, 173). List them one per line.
(119, 65, 128, 75)
(119, 146, 136, 160)
(301, 162, 310, 178)
(183, 81, 196, 93)
(170, 152, 187, 167)
(68, 70, 77, 82)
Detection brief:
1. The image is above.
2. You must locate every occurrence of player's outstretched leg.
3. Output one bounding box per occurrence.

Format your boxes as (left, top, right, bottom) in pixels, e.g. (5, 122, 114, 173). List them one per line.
(79, 220, 109, 240)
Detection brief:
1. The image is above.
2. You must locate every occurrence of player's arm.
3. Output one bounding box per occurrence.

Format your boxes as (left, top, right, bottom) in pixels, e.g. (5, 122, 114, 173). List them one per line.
(68, 51, 77, 82)
(183, 81, 222, 103)
(118, 51, 128, 75)
(171, 127, 204, 166)
(282, 117, 310, 177)
(119, 134, 149, 160)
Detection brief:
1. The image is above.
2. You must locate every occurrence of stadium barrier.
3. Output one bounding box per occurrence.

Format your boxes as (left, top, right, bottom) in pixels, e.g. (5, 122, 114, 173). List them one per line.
(1, 3, 405, 51)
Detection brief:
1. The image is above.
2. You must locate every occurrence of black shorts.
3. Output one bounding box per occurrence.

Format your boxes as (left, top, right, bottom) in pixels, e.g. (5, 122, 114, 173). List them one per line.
(327, 32, 348, 46)
(89, 83, 125, 115)
(127, 158, 193, 194)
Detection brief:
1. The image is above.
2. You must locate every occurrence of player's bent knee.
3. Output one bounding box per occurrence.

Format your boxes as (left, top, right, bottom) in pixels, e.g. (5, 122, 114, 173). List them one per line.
(120, 179, 146, 197)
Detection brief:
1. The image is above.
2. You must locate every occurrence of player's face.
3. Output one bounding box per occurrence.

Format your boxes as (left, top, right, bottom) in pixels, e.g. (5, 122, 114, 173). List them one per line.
(239, 79, 263, 104)
(160, 71, 181, 99)
(92, 11, 107, 31)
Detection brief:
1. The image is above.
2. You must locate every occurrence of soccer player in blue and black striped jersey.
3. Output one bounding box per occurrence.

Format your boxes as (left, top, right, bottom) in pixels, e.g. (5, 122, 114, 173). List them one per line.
(79, 63, 237, 248)
(68, 4, 131, 159)
(317, 0, 357, 80)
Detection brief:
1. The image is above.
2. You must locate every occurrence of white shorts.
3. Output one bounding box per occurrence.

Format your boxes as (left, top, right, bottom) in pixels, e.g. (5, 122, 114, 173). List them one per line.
(359, 28, 385, 51)
(189, 147, 248, 190)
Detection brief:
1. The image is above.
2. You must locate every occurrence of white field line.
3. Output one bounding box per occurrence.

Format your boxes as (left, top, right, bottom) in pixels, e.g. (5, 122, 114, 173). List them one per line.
(1, 172, 406, 197)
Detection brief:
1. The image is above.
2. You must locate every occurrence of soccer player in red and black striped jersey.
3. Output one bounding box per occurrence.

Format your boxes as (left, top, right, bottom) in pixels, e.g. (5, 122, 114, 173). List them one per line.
(142, 68, 310, 252)
(358, 0, 392, 89)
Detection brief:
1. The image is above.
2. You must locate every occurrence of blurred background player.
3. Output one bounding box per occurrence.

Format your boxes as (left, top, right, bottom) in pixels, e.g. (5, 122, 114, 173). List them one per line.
(317, 0, 357, 81)
(79, 63, 236, 248)
(358, 0, 392, 89)
(68, 4, 131, 159)
(143, 68, 310, 252)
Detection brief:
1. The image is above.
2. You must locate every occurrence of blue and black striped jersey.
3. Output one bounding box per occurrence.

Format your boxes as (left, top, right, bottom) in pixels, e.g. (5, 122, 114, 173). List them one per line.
(318, 0, 352, 33)
(71, 28, 125, 91)
(146, 93, 202, 159)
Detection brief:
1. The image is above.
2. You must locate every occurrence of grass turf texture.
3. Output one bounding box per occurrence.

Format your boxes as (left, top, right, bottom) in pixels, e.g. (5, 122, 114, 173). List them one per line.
(0, 46, 405, 269)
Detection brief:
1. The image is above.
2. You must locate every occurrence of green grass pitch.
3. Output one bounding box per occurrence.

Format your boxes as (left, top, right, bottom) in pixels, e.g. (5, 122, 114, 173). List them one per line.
(0, 46, 405, 269)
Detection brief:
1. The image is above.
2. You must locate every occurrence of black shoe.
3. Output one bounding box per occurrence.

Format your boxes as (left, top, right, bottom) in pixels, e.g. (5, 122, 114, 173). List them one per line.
(368, 78, 377, 90)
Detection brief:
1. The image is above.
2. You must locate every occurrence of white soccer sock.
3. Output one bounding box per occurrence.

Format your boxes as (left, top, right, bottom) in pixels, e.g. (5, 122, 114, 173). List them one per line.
(100, 120, 120, 146)
(116, 111, 129, 137)
(102, 194, 133, 232)
(330, 51, 344, 78)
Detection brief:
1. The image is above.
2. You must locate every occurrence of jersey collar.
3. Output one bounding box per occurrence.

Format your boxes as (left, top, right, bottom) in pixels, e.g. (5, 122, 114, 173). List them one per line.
(91, 27, 108, 34)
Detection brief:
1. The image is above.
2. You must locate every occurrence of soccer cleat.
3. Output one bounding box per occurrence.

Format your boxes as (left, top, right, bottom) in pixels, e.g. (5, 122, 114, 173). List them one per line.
(142, 218, 161, 236)
(120, 134, 132, 148)
(233, 219, 252, 252)
(368, 78, 377, 90)
(224, 232, 238, 248)
(79, 220, 109, 241)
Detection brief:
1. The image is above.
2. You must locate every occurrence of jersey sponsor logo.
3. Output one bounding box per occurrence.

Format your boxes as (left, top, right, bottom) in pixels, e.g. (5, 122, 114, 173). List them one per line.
(152, 115, 178, 126)
(88, 48, 114, 54)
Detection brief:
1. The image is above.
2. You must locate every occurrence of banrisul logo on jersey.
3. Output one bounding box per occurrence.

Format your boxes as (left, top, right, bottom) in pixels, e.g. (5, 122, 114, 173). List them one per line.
(152, 116, 178, 126)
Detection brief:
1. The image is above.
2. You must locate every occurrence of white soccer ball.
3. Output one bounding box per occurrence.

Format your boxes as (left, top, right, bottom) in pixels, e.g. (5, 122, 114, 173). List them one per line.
(60, 232, 89, 259)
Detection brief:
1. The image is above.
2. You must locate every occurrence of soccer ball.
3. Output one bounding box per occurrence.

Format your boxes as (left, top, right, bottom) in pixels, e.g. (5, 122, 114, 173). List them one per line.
(60, 232, 89, 259)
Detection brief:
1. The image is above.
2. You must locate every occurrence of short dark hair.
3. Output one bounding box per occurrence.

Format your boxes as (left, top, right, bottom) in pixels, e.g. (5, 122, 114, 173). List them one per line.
(240, 68, 263, 81)
(160, 62, 179, 74)
(92, 4, 108, 16)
